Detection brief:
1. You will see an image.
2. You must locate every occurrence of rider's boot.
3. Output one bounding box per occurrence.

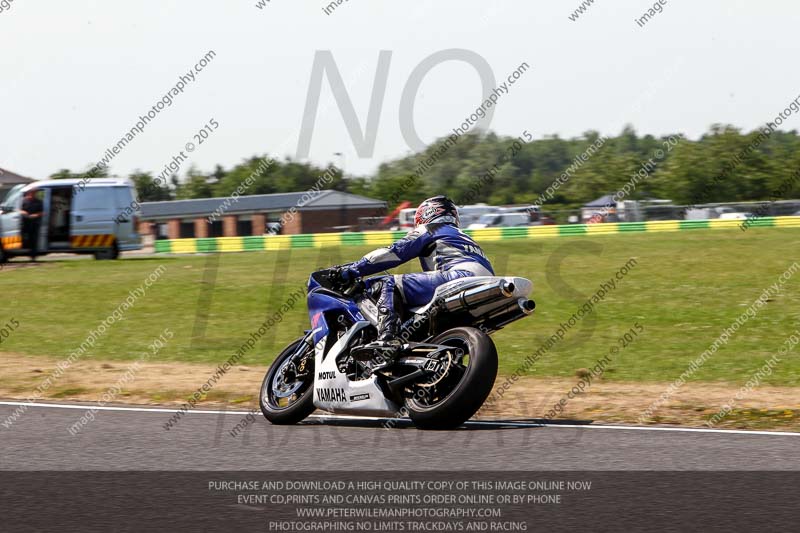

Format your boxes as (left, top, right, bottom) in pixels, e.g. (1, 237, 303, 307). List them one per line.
(363, 308, 402, 371)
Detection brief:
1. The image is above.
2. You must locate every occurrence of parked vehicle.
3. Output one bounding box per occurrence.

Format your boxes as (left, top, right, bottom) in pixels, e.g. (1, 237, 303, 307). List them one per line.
(685, 206, 751, 220)
(500, 205, 556, 225)
(398, 204, 496, 231)
(0, 179, 142, 262)
(718, 212, 753, 220)
(397, 207, 417, 231)
(265, 222, 283, 234)
(260, 269, 535, 429)
(458, 204, 497, 227)
(499, 205, 535, 217)
(467, 212, 530, 229)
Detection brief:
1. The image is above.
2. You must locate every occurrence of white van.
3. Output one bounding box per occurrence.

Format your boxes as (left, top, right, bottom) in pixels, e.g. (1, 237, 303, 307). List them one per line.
(458, 204, 497, 227)
(0, 178, 142, 262)
(467, 212, 531, 229)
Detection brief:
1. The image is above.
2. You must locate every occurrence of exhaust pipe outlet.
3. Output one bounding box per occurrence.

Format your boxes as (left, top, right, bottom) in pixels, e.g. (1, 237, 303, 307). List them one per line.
(442, 279, 516, 312)
(500, 280, 515, 297)
(519, 299, 536, 315)
(483, 298, 536, 329)
(486, 298, 534, 320)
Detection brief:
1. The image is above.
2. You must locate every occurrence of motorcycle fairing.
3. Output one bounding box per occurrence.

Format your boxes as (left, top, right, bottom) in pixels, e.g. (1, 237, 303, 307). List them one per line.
(312, 321, 402, 417)
(306, 287, 363, 347)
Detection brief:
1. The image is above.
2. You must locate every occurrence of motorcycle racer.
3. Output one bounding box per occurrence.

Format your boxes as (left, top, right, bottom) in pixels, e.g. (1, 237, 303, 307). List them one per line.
(332, 195, 495, 367)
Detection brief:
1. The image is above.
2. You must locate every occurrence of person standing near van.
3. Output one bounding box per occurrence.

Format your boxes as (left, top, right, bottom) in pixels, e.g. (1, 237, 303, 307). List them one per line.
(20, 189, 43, 261)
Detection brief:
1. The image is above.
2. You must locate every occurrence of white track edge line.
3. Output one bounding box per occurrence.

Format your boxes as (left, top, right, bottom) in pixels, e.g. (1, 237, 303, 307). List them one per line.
(1, 400, 797, 437)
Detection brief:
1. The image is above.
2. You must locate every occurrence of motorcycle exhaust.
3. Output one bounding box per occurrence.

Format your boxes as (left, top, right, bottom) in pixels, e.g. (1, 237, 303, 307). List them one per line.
(441, 279, 515, 313)
(519, 298, 536, 315)
(481, 297, 536, 329)
(486, 297, 535, 319)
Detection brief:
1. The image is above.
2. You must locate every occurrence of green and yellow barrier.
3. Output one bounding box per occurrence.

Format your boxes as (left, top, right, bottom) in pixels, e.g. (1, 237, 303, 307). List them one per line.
(153, 216, 800, 254)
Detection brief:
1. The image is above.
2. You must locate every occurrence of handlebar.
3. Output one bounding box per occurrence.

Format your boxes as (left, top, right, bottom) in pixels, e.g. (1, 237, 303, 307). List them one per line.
(312, 267, 364, 298)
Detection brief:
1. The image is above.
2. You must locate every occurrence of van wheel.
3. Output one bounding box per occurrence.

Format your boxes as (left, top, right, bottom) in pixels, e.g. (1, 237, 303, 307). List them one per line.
(94, 242, 119, 260)
(0, 244, 6, 264)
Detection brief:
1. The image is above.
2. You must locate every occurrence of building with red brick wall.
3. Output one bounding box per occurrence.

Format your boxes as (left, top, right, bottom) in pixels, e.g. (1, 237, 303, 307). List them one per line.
(139, 190, 386, 240)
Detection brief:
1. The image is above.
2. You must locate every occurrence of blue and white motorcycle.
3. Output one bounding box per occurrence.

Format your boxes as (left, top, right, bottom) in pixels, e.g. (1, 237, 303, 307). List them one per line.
(260, 268, 535, 429)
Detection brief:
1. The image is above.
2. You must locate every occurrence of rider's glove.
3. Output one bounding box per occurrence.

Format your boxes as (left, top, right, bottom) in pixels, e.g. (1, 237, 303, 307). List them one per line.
(333, 265, 363, 296)
(325, 265, 358, 290)
(339, 265, 358, 282)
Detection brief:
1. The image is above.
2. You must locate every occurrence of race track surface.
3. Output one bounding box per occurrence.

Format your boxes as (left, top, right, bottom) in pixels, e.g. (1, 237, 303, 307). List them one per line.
(1, 402, 798, 471)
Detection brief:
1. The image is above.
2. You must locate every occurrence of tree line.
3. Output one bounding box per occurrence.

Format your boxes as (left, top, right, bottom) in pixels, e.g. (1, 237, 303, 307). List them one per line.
(50, 124, 800, 211)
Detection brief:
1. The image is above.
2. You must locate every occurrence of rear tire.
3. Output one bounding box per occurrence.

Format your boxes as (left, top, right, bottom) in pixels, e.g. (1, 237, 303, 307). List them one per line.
(260, 337, 316, 425)
(406, 327, 498, 430)
(94, 241, 119, 260)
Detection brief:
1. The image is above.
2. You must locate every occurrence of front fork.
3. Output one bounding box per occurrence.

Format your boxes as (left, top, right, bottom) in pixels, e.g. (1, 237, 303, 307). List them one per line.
(284, 332, 315, 381)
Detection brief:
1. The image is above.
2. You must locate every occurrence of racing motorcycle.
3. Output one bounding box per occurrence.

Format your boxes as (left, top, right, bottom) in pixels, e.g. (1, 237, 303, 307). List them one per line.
(259, 268, 535, 429)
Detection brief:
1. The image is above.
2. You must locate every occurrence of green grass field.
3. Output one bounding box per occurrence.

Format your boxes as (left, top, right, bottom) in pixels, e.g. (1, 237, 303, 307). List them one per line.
(2, 227, 799, 386)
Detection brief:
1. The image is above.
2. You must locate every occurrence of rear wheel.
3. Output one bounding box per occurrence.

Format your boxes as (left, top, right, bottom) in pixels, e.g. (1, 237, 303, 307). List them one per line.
(260, 337, 316, 425)
(405, 327, 498, 430)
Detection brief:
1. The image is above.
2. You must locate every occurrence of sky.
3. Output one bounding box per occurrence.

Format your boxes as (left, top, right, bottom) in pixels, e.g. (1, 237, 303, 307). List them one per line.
(2, 0, 799, 181)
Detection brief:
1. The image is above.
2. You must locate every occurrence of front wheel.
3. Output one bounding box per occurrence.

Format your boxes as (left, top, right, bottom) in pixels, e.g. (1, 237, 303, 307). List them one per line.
(405, 327, 498, 430)
(260, 336, 316, 425)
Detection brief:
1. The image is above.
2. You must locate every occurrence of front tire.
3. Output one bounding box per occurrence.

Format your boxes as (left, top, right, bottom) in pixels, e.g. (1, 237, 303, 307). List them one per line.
(260, 337, 315, 425)
(406, 327, 498, 430)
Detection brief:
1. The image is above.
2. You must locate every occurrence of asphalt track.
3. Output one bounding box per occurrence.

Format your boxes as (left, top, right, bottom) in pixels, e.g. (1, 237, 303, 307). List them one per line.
(1, 401, 798, 471)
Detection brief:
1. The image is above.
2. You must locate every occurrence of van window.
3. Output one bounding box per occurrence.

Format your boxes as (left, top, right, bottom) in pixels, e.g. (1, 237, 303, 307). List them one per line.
(73, 188, 113, 210)
(113, 187, 136, 210)
(502, 214, 529, 225)
(477, 214, 500, 225)
(2, 184, 25, 208)
(459, 206, 494, 225)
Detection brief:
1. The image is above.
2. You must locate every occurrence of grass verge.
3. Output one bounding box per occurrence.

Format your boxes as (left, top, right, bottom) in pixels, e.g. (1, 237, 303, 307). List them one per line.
(1, 227, 799, 427)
